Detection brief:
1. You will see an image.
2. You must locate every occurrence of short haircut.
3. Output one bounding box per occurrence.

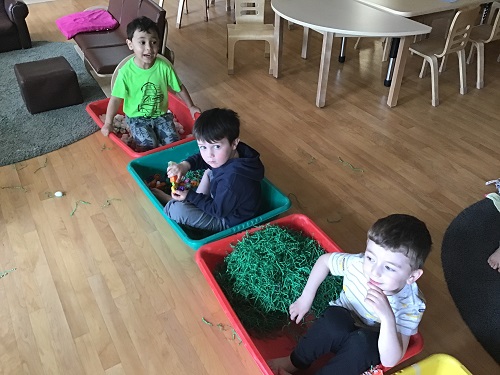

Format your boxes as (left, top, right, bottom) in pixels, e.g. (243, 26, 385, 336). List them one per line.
(368, 214, 432, 270)
(193, 108, 240, 144)
(127, 16, 160, 40)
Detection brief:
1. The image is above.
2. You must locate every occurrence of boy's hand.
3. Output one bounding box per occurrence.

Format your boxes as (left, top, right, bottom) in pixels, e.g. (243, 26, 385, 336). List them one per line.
(103, 96, 122, 137)
(101, 123, 113, 137)
(167, 161, 189, 180)
(171, 188, 188, 201)
(189, 105, 201, 119)
(365, 283, 394, 323)
(289, 294, 314, 324)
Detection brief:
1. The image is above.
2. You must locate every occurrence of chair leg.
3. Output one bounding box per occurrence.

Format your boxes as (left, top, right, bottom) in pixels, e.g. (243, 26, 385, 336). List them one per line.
(419, 59, 428, 78)
(428, 56, 439, 106)
(227, 38, 236, 74)
(353, 37, 361, 49)
(204, 0, 209, 22)
(176, 0, 185, 28)
(268, 41, 275, 75)
(457, 50, 467, 95)
(475, 42, 484, 89)
(439, 56, 447, 73)
(301, 27, 310, 59)
(467, 43, 475, 64)
(382, 37, 391, 62)
(226, 0, 231, 11)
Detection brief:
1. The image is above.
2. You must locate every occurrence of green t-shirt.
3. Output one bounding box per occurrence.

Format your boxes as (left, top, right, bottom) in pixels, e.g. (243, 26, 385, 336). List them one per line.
(112, 57, 182, 118)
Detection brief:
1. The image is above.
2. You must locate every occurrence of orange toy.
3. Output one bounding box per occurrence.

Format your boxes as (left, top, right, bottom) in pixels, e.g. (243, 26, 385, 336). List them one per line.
(170, 175, 178, 192)
(146, 173, 167, 190)
(168, 161, 178, 192)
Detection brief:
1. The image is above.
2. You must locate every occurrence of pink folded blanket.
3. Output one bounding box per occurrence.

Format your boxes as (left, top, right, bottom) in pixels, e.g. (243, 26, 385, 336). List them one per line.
(56, 9, 119, 39)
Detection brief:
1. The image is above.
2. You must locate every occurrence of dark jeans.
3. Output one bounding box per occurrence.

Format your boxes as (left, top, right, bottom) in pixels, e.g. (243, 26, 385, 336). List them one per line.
(127, 112, 179, 151)
(291, 306, 380, 375)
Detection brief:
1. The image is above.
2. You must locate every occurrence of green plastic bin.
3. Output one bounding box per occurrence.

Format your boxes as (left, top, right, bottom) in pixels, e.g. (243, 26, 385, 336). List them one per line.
(127, 141, 291, 249)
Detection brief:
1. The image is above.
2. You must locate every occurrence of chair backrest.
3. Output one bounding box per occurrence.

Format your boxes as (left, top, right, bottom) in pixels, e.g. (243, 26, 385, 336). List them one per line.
(107, 0, 167, 49)
(437, 7, 479, 58)
(485, 1, 500, 42)
(234, 0, 266, 24)
(111, 54, 171, 90)
(486, 1, 500, 25)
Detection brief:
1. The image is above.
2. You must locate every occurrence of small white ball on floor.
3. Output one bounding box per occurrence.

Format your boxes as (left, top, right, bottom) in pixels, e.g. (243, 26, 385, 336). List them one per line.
(54, 191, 64, 197)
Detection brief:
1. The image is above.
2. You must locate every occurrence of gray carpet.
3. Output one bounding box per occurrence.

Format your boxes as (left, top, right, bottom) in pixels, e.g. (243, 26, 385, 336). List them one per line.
(0, 41, 105, 167)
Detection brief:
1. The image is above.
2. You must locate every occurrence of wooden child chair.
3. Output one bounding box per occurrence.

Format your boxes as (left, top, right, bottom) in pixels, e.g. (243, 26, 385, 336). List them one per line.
(176, 0, 232, 29)
(227, 0, 275, 74)
(409, 7, 479, 106)
(467, 1, 500, 89)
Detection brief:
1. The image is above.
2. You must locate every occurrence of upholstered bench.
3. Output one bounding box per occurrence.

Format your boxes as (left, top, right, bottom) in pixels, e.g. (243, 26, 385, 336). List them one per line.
(14, 56, 83, 114)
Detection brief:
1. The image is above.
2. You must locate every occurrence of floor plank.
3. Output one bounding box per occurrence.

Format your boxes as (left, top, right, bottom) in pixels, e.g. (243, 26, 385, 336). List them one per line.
(0, 0, 499, 374)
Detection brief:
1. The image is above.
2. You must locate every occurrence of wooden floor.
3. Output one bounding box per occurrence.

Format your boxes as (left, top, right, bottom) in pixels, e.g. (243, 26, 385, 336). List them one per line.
(1, 0, 499, 374)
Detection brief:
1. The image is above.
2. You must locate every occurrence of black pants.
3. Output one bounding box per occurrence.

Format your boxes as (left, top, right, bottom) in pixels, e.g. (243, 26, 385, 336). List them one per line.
(290, 306, 381, 375)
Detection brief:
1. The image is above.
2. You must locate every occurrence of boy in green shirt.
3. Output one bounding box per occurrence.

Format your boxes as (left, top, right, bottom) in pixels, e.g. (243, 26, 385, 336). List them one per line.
(101, 16, 199, 151)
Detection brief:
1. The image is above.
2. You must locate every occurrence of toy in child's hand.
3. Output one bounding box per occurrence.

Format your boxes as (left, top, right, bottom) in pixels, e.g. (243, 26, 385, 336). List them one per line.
(167, 161, 204, 193)
(168, 161, 179, 193)
(361, 365, 384, 375)
(99, 114, 129, 135)
(170, 172, 201, 192)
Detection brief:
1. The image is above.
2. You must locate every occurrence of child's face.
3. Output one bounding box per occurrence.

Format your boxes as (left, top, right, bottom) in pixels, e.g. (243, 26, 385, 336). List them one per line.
(197, 138, 239, 169)
(363, 239, 423, 296)
(126, 29, 160, 69)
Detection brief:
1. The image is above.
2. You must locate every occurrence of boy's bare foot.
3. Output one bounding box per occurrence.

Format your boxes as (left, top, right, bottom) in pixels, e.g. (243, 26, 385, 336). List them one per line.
(487, 246, 500, 272)
(267, 356, 298, 375)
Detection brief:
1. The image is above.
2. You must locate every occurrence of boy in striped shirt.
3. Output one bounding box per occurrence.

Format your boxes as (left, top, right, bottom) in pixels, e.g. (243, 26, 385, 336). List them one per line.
(269, 214, 432, 375)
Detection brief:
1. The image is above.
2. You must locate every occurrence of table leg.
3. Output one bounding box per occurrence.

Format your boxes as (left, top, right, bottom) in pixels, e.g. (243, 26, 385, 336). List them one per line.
(384, 37, 400, 87)
(387, 36, 410, 108)
(339, 37, 346, 63)
(316, 32, 334, 108)
(273, 13, 283, 79)
(301, 27, 310, 59)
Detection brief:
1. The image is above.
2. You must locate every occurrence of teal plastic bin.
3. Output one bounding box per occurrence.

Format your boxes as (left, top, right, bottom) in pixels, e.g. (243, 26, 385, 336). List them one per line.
(127, 141, 291, 249)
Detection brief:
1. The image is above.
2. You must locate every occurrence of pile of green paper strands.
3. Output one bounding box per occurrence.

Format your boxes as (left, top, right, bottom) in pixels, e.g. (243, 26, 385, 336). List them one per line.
(215, 224, 343, 337)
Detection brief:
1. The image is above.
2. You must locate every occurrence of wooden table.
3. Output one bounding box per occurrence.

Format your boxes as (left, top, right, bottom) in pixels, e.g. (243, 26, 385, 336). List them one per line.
(271, 0, 432, 108)
(356, 0, 488, 87)
(356, 0, 487, 18)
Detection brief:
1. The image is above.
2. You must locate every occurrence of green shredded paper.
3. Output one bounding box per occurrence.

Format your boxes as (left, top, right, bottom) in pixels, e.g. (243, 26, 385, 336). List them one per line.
(215, 225, 343, 338)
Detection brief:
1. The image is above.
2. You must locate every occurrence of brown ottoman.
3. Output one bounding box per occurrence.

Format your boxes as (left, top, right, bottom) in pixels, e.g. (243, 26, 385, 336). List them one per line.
(14, 56, 83, 114)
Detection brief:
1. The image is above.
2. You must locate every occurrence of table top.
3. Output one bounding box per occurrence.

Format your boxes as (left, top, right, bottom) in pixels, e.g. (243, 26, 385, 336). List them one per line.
(356, 0, 487, 17)
(271, 0, 432, 37)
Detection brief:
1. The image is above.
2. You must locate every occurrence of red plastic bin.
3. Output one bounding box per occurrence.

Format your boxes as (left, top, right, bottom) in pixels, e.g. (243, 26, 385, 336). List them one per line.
(195, 214, 423, 375)
(86, 91, 196, 158)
